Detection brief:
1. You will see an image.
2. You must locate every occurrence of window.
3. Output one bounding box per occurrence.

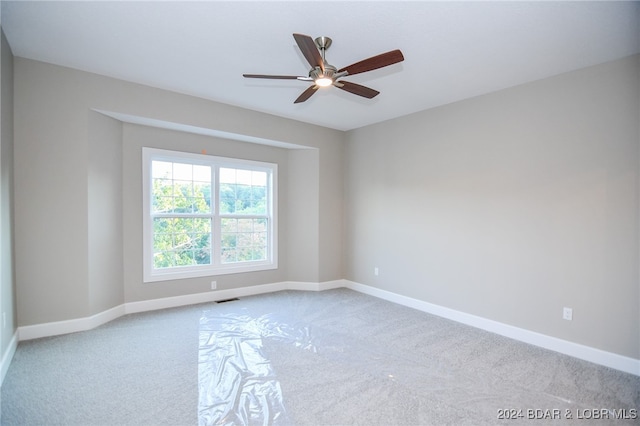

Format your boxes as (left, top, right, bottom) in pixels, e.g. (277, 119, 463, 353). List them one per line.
(143, 147, 277, 282)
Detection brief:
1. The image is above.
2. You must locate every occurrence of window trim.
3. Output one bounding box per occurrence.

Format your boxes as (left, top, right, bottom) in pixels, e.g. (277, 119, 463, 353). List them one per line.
(142, 147, 278, 283)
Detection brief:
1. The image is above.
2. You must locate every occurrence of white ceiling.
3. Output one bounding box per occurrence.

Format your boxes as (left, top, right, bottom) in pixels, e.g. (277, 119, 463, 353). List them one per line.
(2, 1, 639, 131)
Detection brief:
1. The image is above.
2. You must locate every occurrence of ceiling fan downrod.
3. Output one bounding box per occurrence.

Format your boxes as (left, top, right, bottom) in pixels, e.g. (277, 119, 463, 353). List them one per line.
(314, 36, 332, 62)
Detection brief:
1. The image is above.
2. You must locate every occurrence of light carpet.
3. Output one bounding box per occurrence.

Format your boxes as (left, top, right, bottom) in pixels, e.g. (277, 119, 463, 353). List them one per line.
(2, 288, 638, 425)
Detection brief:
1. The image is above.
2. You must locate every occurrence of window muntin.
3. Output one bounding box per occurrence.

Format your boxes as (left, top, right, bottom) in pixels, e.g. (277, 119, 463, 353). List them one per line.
(143, 148, 277, 282)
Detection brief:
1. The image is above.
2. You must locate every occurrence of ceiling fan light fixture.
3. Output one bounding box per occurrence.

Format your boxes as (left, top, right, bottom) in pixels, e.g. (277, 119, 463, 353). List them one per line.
(315, 77, 333, 87)
(310, 65, 335, 87)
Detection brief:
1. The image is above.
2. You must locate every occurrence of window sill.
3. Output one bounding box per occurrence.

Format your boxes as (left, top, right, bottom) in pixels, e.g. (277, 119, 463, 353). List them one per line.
(143, 262, 278, 283)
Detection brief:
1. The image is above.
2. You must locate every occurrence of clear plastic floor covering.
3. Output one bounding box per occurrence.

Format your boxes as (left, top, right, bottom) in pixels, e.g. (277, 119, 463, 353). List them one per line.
(198, 312, 315, 425)
(196, 290, 640, 426)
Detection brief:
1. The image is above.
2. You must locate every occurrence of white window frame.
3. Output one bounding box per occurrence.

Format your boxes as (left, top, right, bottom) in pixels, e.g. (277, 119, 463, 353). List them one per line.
(142, 147, 278, 282)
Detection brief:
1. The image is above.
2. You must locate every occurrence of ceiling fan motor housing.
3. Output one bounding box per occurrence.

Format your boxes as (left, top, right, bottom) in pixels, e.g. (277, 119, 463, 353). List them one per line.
(310, 64, 337, 81)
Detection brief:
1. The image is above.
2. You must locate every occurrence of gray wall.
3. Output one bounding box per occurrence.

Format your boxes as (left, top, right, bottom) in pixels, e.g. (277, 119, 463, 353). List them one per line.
(345, 55, 640, 359)
(0, 28, 15, 356)
(13, 57, 344, 326)
(286, 148, 319, 282)
(88, 112, 123, 315)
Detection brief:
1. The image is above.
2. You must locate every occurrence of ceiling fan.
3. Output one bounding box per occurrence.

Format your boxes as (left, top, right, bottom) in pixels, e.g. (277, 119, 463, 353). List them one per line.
(243, 33, 404, 103)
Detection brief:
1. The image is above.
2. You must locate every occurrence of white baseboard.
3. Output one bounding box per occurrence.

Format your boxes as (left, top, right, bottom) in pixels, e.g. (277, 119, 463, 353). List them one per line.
(124, 288, 239, 314)
(1, 330, 18, 385)
(17, 281, 324, 341)
(344, 280, 640, 377)
(14, 278, 639, 376)
(18, 304, 127, 341)
(288, 279, 345, 292)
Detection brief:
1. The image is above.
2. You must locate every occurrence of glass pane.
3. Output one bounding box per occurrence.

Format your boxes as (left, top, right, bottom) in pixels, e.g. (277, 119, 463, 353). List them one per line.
(193, 218, 212, 234)
(194, 249, 210, 265)
(153, 196, 173, 214)
(153, 217, 212, 269)
(150, 159, 272, 270)
(221, 218, 237, 233)
(193, 165, 211, 183)
(252, 186, 266, 202)
(152, 179, 173, 213)
(234, 184, 251, 214)
(238, 219, 253, 232)
(153, 217, 173, 234)
(252, 247, 267, 261)
(254, 218, 267, 232)
(193, 182, 211, 213)
(218, 168, 268, 215)
(221, 248, 236, 264)
(236, 169, 252, 185)
(236, 248, 252, 263)
(173, 163, 192, 181)
(173, 180, 193, 198)
(220, 168, 236, 184)
(172, 194, 193, 213)
(179, 250, 195, 266)
(219, 184, 236, 214)
(252, 171, 267, 186)
(220, 218, 268, 264)
(221, 233, 237, 249)
(237, 232, 252, 248)
(152, 161, 173, 179)
(152, 160, 211, 214)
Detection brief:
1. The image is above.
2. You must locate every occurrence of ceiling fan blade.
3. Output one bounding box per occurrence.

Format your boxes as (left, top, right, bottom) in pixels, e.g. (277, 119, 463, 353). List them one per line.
(294, 85, 318, 104)
(338, 49, 404, 76)
(336, 81, 380, 99)
(243, 74, 301, 80)
(293, 33, 324, 71)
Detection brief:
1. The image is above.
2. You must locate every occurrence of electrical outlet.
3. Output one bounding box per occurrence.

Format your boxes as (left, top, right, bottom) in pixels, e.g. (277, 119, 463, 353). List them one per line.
(374, 267, 379, 276)
(563, 307, 573, 321)
(211, 281, 217, 290)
